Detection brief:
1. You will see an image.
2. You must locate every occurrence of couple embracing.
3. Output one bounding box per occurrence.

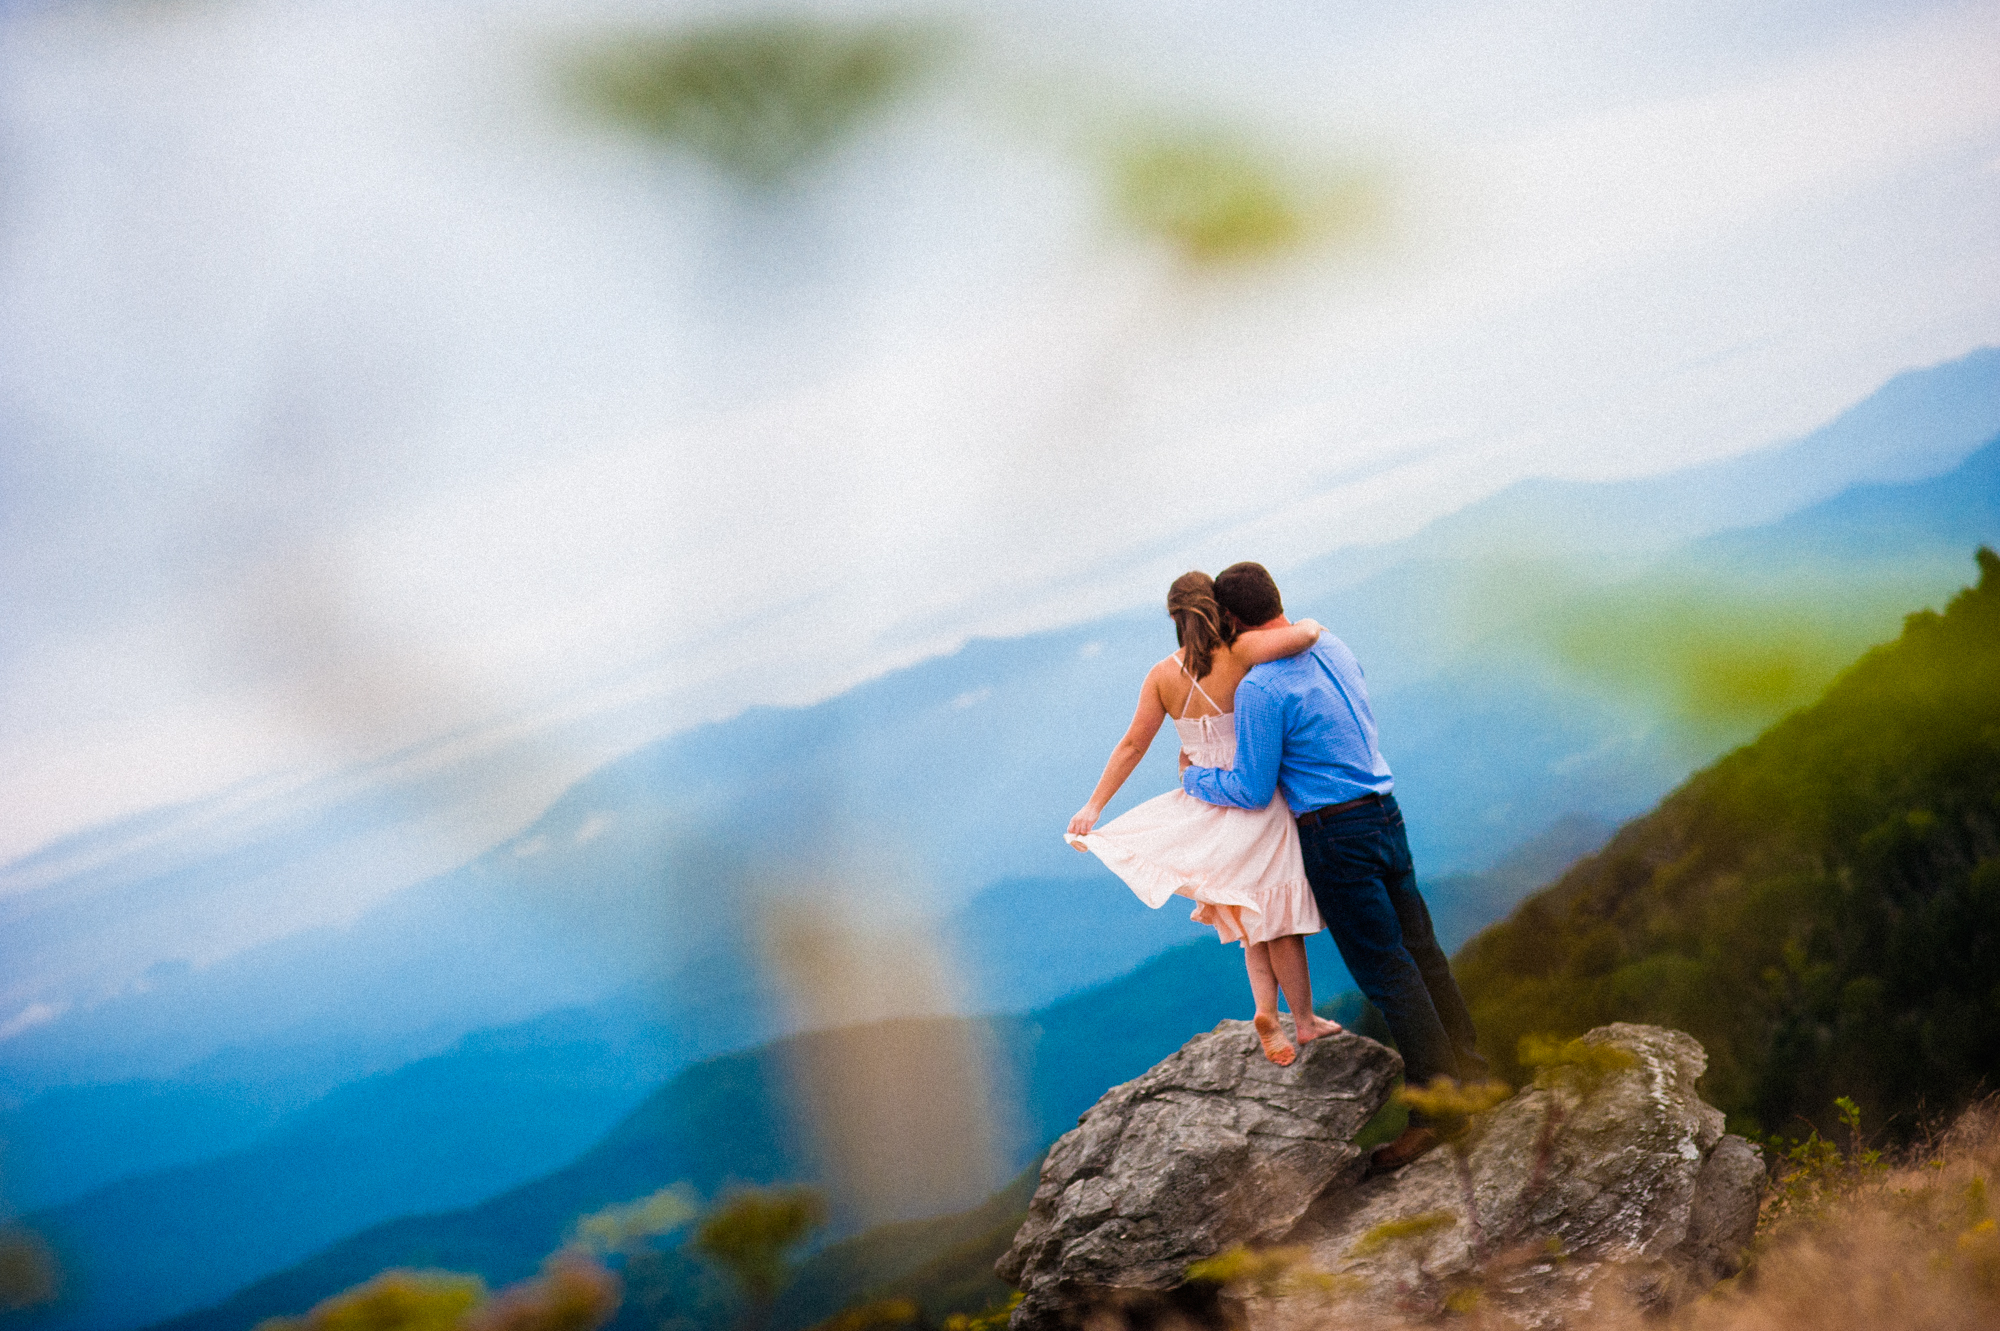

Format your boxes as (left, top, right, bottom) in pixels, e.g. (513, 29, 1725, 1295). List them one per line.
(1066, 562, 1485, 1171)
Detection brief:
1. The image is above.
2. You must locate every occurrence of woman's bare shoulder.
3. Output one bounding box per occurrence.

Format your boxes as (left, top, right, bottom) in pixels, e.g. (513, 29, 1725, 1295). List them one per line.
(1147, 654, 1192, 705)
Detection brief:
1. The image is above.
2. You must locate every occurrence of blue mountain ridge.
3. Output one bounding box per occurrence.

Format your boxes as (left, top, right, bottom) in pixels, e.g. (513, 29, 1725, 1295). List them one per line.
(0, 869, 1219, 1331)
(144, 937, 1286, 1331)
(8, 1001, 699, 1331)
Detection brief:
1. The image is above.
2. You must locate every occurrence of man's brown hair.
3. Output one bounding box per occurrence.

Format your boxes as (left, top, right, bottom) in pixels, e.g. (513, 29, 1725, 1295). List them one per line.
(1213, 562, 1283, 630)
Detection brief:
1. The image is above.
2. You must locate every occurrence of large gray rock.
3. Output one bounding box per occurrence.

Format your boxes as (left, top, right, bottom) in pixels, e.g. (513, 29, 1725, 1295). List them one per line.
(1277, 1023, 1764, 1324)
(997, 1022, 1765, 1331)
(997, 1019, 1401, 1331)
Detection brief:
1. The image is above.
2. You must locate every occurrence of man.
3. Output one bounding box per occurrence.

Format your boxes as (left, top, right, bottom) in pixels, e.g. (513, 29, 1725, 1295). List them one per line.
(1181, 561, 1486, 1171)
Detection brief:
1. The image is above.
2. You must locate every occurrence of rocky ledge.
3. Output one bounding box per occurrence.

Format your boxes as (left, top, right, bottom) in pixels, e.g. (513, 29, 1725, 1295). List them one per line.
(997, 1020, 1763, 1330)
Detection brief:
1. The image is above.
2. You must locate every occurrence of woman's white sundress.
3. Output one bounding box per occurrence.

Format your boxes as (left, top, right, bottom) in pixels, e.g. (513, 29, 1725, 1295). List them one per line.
(1066, 658, 1323, 946)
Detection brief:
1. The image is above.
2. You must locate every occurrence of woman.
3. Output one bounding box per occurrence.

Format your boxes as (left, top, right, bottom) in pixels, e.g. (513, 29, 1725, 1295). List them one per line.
(1066, 571, 1343, 1066)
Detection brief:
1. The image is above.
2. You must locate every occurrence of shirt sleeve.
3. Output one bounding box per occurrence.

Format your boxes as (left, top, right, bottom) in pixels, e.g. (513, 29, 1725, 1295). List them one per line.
(1182, 676, 1282, 809)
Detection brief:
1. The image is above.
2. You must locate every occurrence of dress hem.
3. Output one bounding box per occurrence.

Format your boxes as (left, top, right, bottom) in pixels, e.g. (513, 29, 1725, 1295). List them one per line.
(1066, 830, 1322, 946)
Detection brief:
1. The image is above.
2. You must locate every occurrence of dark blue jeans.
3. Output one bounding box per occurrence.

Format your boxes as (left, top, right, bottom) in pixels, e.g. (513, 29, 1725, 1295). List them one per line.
(1297, 794, 1487, 1117)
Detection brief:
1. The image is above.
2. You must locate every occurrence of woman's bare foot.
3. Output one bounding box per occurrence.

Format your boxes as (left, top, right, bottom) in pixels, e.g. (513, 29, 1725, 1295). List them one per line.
(1294, 1013, 1344, 1045)
(1253, 1012, 1297, 1066)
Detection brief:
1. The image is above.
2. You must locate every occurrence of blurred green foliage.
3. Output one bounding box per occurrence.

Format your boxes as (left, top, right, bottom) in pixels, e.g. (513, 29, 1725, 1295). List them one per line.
(1394, 1076, 1511, 1126)
(1479, 562, 1934, 746)
(1110, 132, 1302, 262)
(1184, 1243, 1341, 1298)
(801, 1297, 917, 1331)
(255, 1255, 618, 1331)
(257, 1269, 484, 1331)
(0, 1227, 57, 1310)
(1349, 1210, 1456, 1258)
(464, 1255, 620, 1331)
(1543, 590, 1897, 732)
(765, 1161, 1037, 1331)
(692, 1187, 827, 1311)
(1104, 127, 1376, 265)
(573, 1184, 699, 1255)
(1456, 549, 2000, 1140)
(1516, 1033, 1638, 1093)
(938, 1292, 1020, 1331)
(570, 19, 938, 186)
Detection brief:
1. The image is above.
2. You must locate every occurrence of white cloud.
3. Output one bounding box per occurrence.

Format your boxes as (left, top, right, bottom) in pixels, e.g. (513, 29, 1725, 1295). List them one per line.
(0, 1001, 66, 1042)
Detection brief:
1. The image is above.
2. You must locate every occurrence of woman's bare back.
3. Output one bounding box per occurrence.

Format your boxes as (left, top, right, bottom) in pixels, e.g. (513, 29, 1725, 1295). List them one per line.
(1151, 620, 1324, 719)
(1152, 652, 1244, 718)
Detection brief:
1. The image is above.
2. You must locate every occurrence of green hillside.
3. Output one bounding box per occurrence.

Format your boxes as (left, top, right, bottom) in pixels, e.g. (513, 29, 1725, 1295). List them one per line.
(1456, 548, 2000, 1138)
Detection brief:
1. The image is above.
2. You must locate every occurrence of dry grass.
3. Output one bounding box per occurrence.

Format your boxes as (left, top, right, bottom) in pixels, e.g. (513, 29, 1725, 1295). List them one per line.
(1228, 1097, 2000, 1331)
(1680, 1098, 2000, 1331)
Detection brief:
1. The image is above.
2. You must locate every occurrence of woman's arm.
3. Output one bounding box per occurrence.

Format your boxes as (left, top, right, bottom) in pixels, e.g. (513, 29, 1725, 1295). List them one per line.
(1067, 666, 1172, 841)
(1232, 618, 1322, 666)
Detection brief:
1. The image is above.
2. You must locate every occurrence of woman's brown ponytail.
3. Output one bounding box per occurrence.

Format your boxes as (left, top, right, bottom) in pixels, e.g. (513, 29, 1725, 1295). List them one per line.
(1167, 571, 1237, 680)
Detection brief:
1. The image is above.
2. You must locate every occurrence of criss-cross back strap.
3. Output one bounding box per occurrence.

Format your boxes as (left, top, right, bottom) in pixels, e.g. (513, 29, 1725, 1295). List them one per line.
(1174, 652, 1223, 720)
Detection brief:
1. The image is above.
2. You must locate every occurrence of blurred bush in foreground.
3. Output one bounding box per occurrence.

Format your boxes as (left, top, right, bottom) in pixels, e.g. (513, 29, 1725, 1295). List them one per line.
(569, 18, 939, 186)
(0, 1227, 57, 1310)
(1106, 126, 1380, 266)
(256, 1255, 617, 1331)
(693, 1186, 828, 1318)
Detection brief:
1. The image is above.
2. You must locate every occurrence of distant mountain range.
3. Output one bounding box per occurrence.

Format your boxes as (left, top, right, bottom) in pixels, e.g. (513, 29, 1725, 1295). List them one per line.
(3, 872, 1224, 1331)
(9, 996, 703, 1330)
(2, 349, 1997, 1331)
(147, 939, 1270, 1331)
(1384, 345, 2000, 565)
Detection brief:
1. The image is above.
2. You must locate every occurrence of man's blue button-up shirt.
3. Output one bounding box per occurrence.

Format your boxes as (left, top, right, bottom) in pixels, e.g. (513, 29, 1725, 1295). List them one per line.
(1182, 633, 1394, 814)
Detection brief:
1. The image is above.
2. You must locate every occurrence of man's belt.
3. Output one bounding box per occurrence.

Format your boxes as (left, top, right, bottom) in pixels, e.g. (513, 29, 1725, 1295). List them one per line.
(1295, 791, 1385, 829)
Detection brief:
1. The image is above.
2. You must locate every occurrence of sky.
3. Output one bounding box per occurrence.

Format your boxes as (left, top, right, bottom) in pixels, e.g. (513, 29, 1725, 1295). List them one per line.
(2, 0, 1998, 948)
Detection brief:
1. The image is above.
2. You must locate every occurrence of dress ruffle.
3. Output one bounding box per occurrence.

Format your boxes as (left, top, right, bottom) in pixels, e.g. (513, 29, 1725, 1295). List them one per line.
(1067, 788, 1322, 947)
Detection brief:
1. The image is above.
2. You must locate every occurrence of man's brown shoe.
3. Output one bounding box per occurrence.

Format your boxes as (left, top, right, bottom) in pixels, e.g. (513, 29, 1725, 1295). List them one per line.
(1369, 1125, 1441, 1174)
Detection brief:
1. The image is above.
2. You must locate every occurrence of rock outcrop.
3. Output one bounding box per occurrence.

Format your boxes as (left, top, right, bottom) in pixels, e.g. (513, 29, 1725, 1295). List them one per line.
(1285, 1023, 1763, 1322)
(999, 1021, 1763, 1331)
(997, 1020, 1401, 1331)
